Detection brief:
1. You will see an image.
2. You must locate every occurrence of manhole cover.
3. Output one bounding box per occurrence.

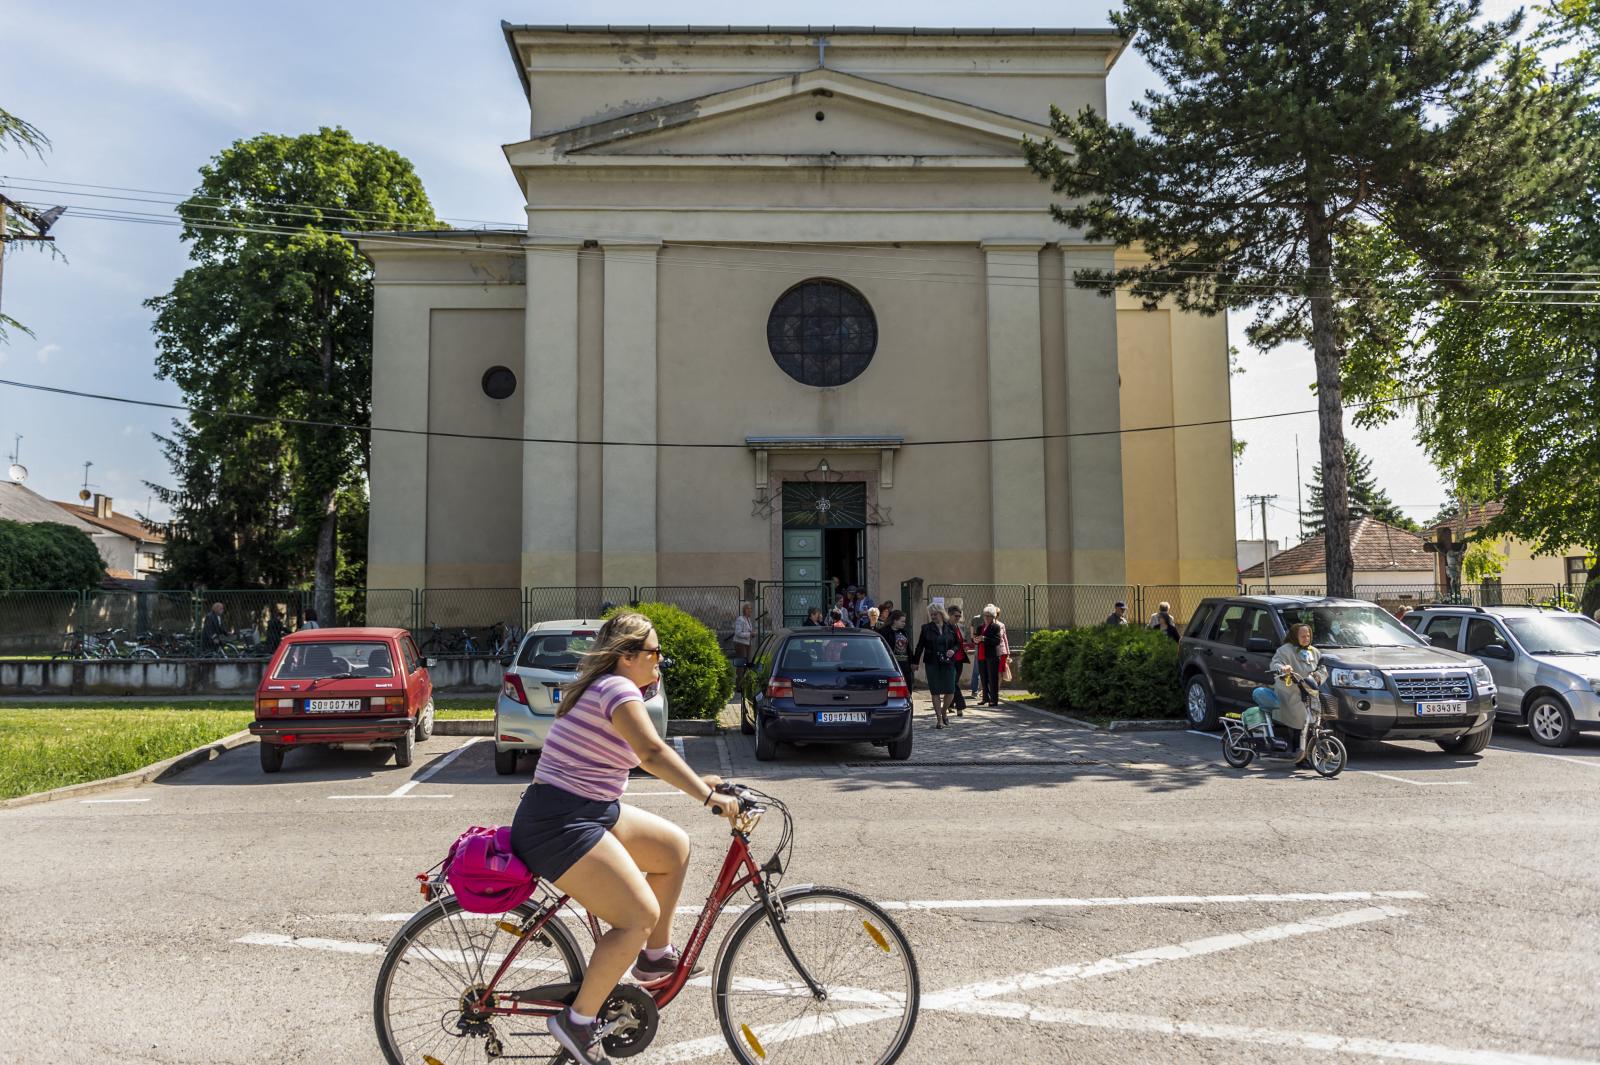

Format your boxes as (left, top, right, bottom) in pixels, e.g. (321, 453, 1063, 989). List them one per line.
(841, 758, 1099, 768)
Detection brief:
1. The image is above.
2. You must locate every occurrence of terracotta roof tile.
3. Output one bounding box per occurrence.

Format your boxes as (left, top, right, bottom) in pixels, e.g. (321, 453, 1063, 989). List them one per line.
(52, 501, 167, 544)
(1431, 501, 1505, 536)
(1240, 517, 1429, 578)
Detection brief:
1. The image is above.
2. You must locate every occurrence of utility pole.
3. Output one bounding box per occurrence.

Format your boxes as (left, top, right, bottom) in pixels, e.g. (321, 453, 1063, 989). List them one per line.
(1247, 493, 1280, 592)
(1295, 435, 1305, 542)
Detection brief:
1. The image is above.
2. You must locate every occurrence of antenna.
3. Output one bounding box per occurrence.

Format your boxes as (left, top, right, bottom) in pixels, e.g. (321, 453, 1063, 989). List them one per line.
(78, 460, 96, 502)
(5, 434, 22, 483)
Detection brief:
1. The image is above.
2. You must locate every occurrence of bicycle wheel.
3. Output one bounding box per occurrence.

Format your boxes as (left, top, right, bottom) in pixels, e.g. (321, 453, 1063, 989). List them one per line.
(1310, 733, 1348, 778)
(714, 886, 919, 1065)
(373, 894, 586, 1065)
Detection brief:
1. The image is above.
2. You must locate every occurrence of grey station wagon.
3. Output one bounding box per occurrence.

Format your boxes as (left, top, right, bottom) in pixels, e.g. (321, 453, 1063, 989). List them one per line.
(1404, 605, 1600, 747)
(1180, 596, 1497, 753)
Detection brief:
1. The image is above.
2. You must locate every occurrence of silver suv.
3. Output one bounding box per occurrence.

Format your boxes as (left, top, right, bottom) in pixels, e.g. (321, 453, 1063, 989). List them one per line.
(1179, 596, 1497, 753)
(1404, 605, 1600, 747)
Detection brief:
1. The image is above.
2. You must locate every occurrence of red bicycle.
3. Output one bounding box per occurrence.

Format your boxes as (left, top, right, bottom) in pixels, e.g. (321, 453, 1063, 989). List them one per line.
(373, 784, 920, 1064)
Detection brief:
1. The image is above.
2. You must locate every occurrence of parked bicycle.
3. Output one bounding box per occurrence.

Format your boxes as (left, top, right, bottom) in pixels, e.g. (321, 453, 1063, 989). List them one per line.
(487, 620, 524, 659)
(374, 784, 920, 1065)
(54, 628, 160, 661)
(420, 621, 479, 656)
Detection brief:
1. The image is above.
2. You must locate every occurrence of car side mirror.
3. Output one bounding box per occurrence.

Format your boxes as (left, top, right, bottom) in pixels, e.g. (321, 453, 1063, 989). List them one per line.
(424, 657, 437, 669)
(1478, 644, 1513, 661)
(1245, 637, 1276, 653)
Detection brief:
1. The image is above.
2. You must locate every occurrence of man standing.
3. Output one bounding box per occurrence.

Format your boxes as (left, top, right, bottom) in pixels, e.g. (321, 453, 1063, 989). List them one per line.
(201, 602, 230, 654)
(1105, 601, 1130, 626)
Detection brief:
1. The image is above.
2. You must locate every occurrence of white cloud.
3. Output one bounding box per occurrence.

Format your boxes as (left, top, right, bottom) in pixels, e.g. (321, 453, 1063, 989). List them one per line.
(35, 343, 62, 363)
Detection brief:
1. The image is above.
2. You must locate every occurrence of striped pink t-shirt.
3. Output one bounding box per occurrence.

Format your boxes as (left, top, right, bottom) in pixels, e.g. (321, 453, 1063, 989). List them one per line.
(533, 673, 644, 801)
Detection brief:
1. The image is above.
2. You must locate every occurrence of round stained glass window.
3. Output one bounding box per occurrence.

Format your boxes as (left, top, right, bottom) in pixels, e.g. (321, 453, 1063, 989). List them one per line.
(481, 365, 517, 399)
(765, 280, 878, 387)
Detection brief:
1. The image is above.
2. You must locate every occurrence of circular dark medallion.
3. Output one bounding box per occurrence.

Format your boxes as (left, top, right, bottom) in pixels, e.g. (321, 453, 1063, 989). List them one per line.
(481, 365, 517, 400)
(765, 280, 878, 387)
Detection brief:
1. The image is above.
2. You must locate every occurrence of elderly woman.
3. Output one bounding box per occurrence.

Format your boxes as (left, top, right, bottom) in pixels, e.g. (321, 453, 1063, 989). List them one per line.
(977, 604, 1006, 707)
(913, 603, 962, 728)
(730, 601, 755, 696)
(862, 606, 881, 630)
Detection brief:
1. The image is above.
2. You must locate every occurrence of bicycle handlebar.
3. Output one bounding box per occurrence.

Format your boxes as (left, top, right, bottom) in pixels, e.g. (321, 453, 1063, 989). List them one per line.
(707, 782, 762, 815)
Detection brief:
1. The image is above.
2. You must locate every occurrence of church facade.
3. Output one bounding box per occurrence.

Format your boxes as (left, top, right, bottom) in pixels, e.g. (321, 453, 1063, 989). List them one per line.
(362, 25, 1237, 617)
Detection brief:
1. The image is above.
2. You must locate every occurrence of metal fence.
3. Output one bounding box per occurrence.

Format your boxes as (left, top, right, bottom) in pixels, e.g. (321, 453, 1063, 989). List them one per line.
(638, 586, 742, 641)
(926, 584, 1030, 634)
(1032, 584, 1138, 630)
(1138, 585, 1241, 628)
(1353, 583, 1564, 608)
(524, 587, 634, 627)
(0, 590, 82, 656)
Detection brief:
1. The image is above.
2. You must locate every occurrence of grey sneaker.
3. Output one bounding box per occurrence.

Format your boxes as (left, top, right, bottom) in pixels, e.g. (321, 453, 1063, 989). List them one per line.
(547, 1008, 610, 1065)
(629, 946, 701, 985)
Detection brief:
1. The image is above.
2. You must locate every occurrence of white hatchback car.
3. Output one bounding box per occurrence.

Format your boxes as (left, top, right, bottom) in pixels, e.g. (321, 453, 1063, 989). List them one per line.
(494, 620, 669, 774)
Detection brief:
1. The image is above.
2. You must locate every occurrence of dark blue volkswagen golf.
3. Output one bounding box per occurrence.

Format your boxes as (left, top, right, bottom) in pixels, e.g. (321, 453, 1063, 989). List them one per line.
(739, 627, 914, 762)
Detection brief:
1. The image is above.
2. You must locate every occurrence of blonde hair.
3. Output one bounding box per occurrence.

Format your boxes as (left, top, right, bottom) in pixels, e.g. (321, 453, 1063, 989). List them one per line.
(556, 612, 655, 717)
(982, 604, 998, 618)
(928, 604, 946, 622)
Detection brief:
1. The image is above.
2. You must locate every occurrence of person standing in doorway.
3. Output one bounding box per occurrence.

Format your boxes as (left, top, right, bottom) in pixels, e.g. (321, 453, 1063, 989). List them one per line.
(978, 604, 1006, 707)
(946, 605, 970, 716)
(913, 604, 961, 729)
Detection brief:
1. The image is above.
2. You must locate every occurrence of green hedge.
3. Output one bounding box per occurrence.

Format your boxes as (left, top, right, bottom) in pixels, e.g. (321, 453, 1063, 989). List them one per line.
(607, 602, 732, 720)
(1582, 580, 1600, 621)
(1021, 625, 1183, 719)
(0, 520, 105, 591)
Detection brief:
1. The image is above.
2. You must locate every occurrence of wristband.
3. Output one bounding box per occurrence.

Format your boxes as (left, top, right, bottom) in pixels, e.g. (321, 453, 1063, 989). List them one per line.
(703, 790, 715, 806)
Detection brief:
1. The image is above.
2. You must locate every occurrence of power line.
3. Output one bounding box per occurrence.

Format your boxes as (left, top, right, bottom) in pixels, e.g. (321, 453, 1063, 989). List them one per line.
(0, 364, 1590, 450)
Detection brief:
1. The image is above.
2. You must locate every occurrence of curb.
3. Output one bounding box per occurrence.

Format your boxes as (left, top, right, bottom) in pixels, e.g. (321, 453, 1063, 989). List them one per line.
(437, 719, 492, 736)
(1002, 699, 1188, 732)
(670, 719, 721, 736)
(1105, 718, 1191, 732)
(1, 728, 255, 810)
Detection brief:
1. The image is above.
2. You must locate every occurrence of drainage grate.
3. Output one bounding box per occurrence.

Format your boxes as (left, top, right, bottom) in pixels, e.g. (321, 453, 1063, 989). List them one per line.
(841, 758, 1099, 768)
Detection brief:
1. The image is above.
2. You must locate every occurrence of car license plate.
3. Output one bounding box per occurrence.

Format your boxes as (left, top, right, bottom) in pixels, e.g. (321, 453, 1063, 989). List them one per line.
(1416, 700, 1467, 716)
(816, 711, 868, 724)
(548, 687, 560, 703)
(305, 698, 362, 713)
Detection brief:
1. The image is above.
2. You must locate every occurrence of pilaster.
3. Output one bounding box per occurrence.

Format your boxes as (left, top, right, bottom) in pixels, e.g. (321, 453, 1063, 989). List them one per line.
(1061, 245, 1127, 583)
(600, 241, 661, 587)
(521, 241, 583, 587)
(982, 240, 1050, 586)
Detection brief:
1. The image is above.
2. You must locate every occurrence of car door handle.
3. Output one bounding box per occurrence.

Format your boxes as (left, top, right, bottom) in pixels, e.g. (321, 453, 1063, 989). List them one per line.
(1233, 655, 1248, 664)
(1202, 648, 1214, 656)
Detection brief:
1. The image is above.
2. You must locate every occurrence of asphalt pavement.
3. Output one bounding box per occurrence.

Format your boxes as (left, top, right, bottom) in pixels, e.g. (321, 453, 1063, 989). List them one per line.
(3, 697, 1598, 1064)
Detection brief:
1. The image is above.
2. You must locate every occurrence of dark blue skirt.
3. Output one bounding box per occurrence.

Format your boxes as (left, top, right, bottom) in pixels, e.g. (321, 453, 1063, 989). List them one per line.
(510, 782, 621, 884)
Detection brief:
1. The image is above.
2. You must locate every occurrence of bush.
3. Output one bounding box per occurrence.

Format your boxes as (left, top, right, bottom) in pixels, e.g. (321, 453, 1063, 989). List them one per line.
(1581, 580, 1600, 621)
(0, 520, 105, 591)
(1022, 625, 1182, 720)
(606, 602, 732, 720)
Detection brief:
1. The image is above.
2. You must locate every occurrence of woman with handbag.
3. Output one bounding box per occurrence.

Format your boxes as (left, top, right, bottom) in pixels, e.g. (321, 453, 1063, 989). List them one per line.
(946, 605, 971, 716)
(912, 603, 961, 729)
(978, 604, 1006, 707)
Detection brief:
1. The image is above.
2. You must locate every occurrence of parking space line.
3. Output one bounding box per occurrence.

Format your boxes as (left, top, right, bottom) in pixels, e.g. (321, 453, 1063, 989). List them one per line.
(671, 736, 686, 757)
(1353, 771, 1471, 787)
(1490, 746, 1600, 770)
(80, 798, 150, 804)
(327, 738, 482, 800)
(715, 735, 732, 778)
(940, 1001, 1600, 1065)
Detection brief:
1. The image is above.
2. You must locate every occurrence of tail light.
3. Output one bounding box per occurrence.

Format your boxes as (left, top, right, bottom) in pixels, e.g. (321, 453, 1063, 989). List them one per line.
(255, 698, 295, 716)
(502, 673, 529, 705)
(766, 676, 794, 699)
(370, 695, 406, 713)
(887, 676, 910, 699)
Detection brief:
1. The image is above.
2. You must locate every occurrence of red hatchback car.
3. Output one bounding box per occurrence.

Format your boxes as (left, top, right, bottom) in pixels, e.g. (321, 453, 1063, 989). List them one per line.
(250, 627, 435, 773)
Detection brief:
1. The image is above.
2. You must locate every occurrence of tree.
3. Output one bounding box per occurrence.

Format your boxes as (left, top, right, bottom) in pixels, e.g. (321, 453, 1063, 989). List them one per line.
(0, 520, 105, 591)
(147, 128, 439, 616)
(0, 105, 57, 342)
(1344, 3, 1600, 565)
(1300, 443, 1418, 536)
(1023, 0, 1583, 596)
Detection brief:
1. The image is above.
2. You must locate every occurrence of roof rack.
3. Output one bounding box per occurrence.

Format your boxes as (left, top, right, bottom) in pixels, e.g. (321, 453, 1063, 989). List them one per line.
(1412, 603, 1486, 613)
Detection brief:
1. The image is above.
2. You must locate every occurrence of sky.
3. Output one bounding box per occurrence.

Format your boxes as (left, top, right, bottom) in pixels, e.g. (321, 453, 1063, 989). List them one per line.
(0, 0, 1525, 542)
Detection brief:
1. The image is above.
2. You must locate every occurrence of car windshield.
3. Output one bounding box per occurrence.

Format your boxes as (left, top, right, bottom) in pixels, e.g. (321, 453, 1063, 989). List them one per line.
(273, 641, 394, 679)
(1274, 605, 1423, 649)
(780, 635, 897, 672)
(1505, 615, 1600, 655)
(519, 632, 596, 671)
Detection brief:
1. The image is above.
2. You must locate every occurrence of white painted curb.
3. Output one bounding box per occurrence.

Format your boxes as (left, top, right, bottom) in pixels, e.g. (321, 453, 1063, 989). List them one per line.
(1, 728, 254, 809)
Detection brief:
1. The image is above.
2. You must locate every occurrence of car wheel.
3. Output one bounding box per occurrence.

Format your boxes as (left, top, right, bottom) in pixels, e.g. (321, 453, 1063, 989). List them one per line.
(494, 748, 519, 775)
(1527, 695, 1576, 747)
(1436, 726, 1492, 755)
(259, 741, 284, 774)
(740, 697, 755, 736)
(414, 706, 434, 742)
(754, 714, 778, 762)
(393, 729, 416, 768)
(1185, 674, 1220, 730)
(887, 734, 913, 761)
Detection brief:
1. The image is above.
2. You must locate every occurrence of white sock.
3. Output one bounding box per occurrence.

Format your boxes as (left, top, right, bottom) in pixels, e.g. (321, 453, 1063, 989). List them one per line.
(643, 945, 674, 961)
(567, 1007, 595, 1027)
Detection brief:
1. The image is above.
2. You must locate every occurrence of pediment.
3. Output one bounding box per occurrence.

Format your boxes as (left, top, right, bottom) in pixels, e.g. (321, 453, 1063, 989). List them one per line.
(505, 69, 1048, 166)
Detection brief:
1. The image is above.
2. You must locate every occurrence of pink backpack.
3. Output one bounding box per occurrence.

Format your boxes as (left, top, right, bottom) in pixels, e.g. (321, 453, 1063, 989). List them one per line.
(443, 826, 537, 913)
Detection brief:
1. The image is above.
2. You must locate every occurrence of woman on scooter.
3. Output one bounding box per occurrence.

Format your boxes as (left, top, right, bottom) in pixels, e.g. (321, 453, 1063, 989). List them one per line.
(1250, 622, 1328, 758)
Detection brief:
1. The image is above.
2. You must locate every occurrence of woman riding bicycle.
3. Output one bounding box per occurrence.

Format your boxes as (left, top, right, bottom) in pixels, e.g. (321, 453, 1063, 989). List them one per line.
(509, 612, 741, 1064)
(1251, 621, 1329, 760)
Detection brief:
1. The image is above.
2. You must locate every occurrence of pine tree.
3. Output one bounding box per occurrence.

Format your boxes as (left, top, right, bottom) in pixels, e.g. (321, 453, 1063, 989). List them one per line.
(1300, 444, 1418, 537)
(1023, 0, 1583, 596)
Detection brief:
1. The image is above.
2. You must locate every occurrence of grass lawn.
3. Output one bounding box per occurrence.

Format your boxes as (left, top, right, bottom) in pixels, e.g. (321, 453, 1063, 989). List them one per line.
(0, 706, 253, 800)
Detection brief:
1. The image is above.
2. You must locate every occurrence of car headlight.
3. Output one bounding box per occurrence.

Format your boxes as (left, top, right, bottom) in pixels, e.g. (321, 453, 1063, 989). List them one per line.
(1330, 668, 1383, 689)
(1587, 678, 1600, 693)
(1473, 665, 1496, 690)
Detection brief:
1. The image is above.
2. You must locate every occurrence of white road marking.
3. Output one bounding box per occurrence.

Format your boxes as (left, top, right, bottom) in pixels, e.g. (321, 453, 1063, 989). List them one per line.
(942, 1001, 1600, 1065)
(317, 889, 1429, 923)
(715, 735, 733, 778)
(326, 738, 482, 799)
(1353, 771, 1471, 787)
(80, 798, 150, 804)
(234, 932, 568, 974)
(1187, 729, 1219, 738)
(671, 735, 686, 757)
(652, 905, 1408, 1063)
(1490, 745, 1600, 770)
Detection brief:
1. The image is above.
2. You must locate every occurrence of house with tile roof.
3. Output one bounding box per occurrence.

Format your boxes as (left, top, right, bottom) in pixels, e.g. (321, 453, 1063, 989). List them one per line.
(50, 494, 167, 583)
(1429, 502, 1592, 593)
(1238, 516, 1434, 595)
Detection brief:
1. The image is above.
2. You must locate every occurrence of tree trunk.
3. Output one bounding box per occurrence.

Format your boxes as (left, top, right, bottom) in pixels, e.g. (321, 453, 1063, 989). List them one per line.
(314, 284, 337, 624)
(1306, 207, 1354, 597)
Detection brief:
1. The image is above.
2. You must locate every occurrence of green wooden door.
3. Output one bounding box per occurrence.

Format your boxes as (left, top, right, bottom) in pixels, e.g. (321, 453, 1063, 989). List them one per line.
(781, 530, 826, 625)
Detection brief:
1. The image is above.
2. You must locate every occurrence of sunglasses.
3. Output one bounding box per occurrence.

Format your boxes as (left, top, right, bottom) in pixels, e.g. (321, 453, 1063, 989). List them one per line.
(635, 645, 664, 661)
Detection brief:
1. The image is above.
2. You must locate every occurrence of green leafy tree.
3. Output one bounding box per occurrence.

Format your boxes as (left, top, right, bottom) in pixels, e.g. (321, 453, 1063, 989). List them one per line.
(1, 105, 56, 342)
(147, 128, 439, 616)
(0, 520, 105, 590)
(1300, 443, 1418, 536)
(1023, 0, 1583, 596)
(1344, 3, 1600, 564)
